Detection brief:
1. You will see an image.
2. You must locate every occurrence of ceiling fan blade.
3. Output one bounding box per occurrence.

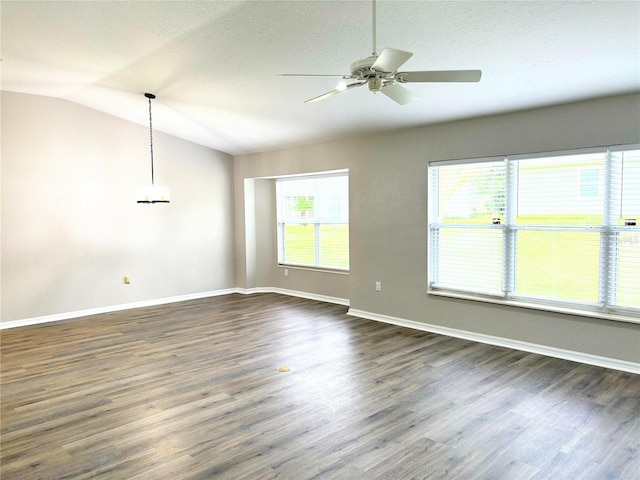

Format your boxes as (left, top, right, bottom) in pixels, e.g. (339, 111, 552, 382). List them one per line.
(280, 74, 351, 78)
(371, 48, 413, 73)
(396, 70, 482, 83)
(380, 82, 418, 105)
(305, 81, 365, 103)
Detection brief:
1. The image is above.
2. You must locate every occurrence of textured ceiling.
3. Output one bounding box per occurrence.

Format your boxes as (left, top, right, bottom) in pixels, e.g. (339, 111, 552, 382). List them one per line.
(2, 1, 639, 155)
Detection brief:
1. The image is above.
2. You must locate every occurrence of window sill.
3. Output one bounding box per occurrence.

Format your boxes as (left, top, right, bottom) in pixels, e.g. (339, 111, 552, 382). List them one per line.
(278, 265, 349, 275)
(427, 290, 640, 325)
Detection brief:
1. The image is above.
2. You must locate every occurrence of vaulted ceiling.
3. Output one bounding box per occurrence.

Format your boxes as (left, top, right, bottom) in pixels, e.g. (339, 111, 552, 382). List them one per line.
(2, 1, 639, 155)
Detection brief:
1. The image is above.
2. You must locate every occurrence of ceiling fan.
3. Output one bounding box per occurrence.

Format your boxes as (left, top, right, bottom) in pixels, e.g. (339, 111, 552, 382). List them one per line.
(281, 0, 482, 105)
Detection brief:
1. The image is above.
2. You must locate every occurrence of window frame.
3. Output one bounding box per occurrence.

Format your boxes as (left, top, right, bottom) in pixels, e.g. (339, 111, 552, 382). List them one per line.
(427, 145, 640, 324)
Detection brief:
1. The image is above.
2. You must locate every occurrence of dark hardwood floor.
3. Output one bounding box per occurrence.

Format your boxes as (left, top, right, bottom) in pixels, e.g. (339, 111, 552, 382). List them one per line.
(1, 293, 639, 479)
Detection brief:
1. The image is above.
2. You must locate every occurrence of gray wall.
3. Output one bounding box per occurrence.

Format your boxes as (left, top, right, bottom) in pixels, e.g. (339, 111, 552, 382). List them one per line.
(1, 92, 236, 322)
(233, 143, 352, 298)
(3, 90, 638, 364)
(234, 93, 640, 363)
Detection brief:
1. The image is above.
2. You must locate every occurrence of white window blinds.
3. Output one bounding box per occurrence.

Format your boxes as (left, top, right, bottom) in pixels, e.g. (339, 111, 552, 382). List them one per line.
(429, 159, 506, 296)
(276, 173, 349, 270)
(428, 146, 639, 318)
(610, 148, 640, 309)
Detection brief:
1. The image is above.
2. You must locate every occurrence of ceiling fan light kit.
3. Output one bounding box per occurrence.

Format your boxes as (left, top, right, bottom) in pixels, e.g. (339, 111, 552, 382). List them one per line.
(282, 0, 482, 105)
(137, 92, 171, 204)
(368, 76, 382, 92)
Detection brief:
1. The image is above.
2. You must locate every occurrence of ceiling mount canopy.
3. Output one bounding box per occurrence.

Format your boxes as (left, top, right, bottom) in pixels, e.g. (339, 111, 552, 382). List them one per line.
(137, 92, 170, 204)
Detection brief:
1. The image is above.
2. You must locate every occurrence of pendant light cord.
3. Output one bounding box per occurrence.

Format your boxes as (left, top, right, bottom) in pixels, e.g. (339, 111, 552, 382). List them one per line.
(138, 92, 169, 203)
(147, 95, 155, 185)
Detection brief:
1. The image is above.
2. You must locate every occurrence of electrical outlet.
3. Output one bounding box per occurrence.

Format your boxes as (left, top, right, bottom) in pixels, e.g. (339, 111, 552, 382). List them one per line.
(375, 281, 381, 291)
(284, 269, 289, 277)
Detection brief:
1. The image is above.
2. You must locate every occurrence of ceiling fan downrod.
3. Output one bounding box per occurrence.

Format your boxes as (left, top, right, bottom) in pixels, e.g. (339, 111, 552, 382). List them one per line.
(372, 0, 377, 57)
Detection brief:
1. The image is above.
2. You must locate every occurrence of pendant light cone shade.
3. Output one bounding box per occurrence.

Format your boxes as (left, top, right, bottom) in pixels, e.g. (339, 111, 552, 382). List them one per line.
(137, 92, 170, 204)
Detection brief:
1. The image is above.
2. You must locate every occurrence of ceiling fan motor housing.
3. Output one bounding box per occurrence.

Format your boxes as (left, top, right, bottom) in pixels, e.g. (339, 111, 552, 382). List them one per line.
(350, 56, 376, 78)
(351, 56, 392, 77)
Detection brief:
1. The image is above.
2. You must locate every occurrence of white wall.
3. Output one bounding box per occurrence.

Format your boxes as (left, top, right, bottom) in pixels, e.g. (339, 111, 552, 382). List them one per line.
(1, 92, 236, 322)
(234, 93, 640, 364)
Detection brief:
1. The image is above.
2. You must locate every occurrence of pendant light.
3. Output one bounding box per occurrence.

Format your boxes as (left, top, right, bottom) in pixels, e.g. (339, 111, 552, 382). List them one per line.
(137, 92, 170, 203)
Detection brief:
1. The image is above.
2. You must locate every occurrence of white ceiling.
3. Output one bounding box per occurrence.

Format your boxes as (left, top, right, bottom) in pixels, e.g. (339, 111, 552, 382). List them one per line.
(2, 1, 639, 156)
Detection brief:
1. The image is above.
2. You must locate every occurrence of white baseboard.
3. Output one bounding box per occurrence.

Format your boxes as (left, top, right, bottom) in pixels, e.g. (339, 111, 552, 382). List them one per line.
(1, 288, 349, 330)
(0, 289, 237, 330)
(237, 287, 349, 307)
(346, 308, 640, 375)
(3, 291, 635, 374)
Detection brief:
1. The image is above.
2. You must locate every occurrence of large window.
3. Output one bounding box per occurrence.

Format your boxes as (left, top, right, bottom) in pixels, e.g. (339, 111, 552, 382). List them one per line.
(428, 146, 639, 319)
(276, 173, 349, 270)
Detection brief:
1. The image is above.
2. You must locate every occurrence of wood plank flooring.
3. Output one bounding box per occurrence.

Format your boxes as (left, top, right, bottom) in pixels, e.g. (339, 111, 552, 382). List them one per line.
(1, 293, 639, 479)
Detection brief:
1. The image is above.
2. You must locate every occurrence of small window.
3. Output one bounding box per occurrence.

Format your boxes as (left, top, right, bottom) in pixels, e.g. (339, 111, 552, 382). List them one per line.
(276, 173, 349, 270)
